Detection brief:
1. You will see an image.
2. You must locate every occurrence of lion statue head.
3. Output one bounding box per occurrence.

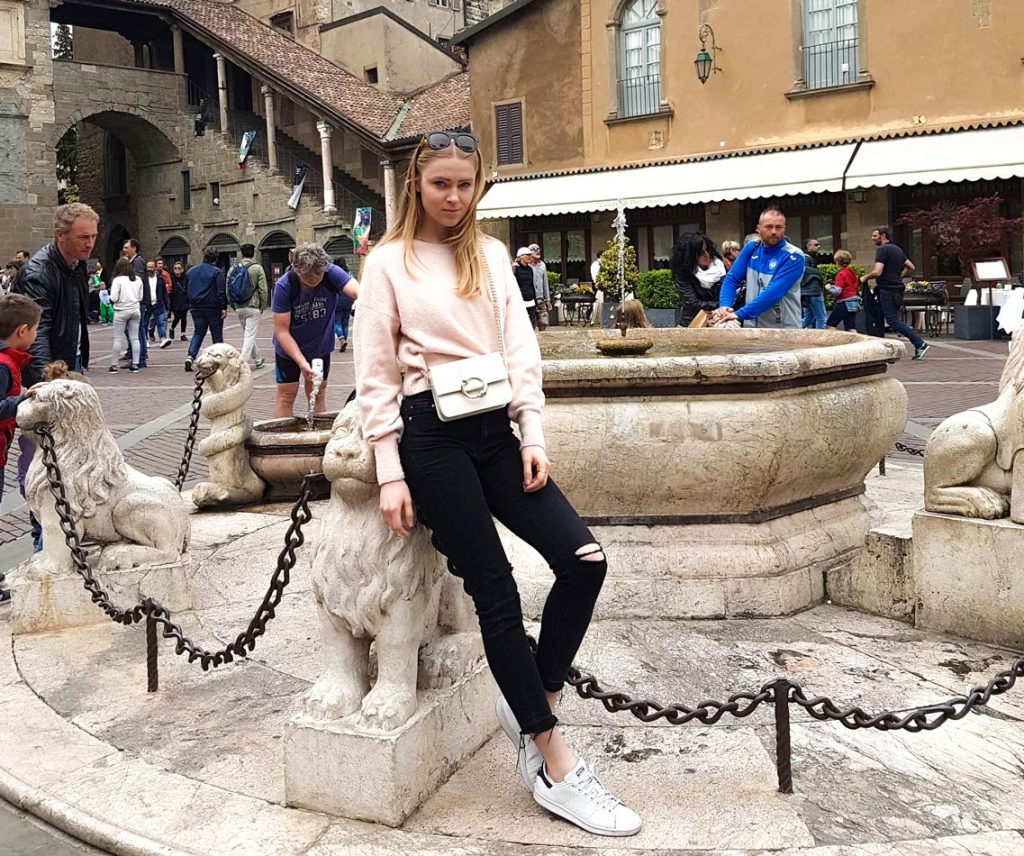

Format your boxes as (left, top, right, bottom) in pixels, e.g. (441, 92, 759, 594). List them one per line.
(322, 402, 376, 500)
(195, 343, 246, 392)
(17, 379, 127, 520)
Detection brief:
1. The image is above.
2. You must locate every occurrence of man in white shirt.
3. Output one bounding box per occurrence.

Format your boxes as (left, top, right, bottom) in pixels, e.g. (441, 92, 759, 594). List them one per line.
(142, 260, 172, 361)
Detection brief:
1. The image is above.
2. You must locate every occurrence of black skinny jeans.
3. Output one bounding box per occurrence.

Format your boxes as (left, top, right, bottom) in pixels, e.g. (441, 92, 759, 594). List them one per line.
(399, 391, 606, 735)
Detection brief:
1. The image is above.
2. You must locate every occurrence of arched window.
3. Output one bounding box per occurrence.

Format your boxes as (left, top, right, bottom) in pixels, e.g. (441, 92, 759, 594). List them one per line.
(618, 0, 661, 118)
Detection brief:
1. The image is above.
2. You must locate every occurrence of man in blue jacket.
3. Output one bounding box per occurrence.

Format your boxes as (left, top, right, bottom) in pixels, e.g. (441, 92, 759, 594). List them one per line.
(713, 206, 805, 328)
(184, 246, 227, 371)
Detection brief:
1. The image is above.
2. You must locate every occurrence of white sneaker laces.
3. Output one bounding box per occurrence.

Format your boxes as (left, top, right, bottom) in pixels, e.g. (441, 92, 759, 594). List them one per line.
(576, 763, 621, 811)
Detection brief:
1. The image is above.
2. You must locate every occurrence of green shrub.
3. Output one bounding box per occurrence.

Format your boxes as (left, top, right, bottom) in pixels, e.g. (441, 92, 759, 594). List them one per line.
(635, 269, 677, 309)
(594, 238, 640, 298)
(547, 270, 560, 292)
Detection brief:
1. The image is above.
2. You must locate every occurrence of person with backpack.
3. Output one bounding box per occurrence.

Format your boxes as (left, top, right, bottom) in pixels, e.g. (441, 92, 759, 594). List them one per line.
(227, 243, 268, 369)
(271, 242, 358, 417)
(184, 247, 227, 372)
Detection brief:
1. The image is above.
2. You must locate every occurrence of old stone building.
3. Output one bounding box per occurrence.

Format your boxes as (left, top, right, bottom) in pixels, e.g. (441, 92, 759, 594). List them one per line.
(236, 0, 511, 52)
(0, 0, 473, 272)
(458, 0, 1024, 285)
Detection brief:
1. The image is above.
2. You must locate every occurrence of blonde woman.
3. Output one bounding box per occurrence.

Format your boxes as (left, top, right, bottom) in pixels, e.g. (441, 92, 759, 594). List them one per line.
(355, 131, 641, 837)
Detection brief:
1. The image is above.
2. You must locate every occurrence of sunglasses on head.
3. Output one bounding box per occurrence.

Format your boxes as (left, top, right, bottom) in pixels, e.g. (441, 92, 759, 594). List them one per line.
(424, 131, 478, 153)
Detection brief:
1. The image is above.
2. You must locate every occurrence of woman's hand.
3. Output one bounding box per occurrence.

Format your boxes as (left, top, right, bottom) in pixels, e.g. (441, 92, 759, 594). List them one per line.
(380, 479, 415, 537)
(522, 446, 550, 493)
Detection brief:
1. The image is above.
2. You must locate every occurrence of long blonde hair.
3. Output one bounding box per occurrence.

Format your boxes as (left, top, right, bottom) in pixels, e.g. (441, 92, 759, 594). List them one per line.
(377, 137, 488, 298)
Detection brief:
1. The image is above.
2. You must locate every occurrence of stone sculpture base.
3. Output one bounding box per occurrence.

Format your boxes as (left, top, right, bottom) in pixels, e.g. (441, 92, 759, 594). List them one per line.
(913, 511, 1024, 648)
(505, 496, 873, 619)
(284, 658, 496, 827)
(9, 558, 192, 635)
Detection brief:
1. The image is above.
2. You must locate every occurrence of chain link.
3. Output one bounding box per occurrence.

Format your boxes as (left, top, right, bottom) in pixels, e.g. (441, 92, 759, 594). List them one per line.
(35, 424, 314, 671)
(892, 441, 926, 458)
(566, 653, 1024, 734)
(174, 373, 209, 491)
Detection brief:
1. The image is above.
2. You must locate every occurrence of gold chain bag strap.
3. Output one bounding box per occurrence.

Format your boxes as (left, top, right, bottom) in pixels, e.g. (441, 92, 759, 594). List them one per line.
(428, 251, 513, 422)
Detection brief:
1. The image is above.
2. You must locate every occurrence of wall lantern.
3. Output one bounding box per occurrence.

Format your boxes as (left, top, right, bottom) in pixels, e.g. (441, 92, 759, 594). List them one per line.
(695, 24, 722, 85)
(708, 202, 721, 215)
(850, 189, 869, 204)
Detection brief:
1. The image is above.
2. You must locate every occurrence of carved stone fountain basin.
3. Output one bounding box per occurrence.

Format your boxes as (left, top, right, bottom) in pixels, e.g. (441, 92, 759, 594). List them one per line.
(244, 412, 337, 500)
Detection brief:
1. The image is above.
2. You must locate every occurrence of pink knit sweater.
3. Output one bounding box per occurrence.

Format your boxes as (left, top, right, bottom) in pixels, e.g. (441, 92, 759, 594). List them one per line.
(354, 237, 545, 485)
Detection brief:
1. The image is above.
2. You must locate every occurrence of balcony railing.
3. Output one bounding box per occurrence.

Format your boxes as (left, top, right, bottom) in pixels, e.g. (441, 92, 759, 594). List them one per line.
(617, 74, 661, 119)
(801, 37, 860, 91)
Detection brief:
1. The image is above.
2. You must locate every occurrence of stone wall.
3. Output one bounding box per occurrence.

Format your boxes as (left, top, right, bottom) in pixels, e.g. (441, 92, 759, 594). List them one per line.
(0, 0, 56, 257)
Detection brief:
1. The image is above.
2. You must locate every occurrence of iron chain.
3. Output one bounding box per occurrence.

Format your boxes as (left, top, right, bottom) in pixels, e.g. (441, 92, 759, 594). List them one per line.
(566, 654, 1024, 734)
(892, 441, 926, 458)
(36, 424, 314, 671)
(174, 372, 208, 491)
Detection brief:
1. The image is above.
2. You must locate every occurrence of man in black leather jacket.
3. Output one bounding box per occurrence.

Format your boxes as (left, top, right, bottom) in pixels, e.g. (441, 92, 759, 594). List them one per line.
(15, 203, 98, 385)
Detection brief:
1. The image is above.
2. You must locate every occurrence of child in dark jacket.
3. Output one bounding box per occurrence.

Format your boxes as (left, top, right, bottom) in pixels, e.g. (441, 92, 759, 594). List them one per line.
(0, 292, 41, 603)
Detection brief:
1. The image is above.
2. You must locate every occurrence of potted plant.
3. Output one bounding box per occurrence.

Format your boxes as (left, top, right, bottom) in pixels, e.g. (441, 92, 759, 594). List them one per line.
(635, 269, 678, 327)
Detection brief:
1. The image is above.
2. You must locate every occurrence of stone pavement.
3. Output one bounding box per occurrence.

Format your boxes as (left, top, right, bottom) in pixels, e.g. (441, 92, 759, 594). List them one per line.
(3, 463, 1024, 854)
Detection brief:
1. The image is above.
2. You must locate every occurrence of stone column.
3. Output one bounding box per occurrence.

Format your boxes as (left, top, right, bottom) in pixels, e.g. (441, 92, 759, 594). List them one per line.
(382, 160, 397, 227)
(213, 52, 229, 133)
(131, 40, 145, 69)
(171, 25, 185, 75)
(317, 120, 337, 213)
(262, 85, 279, 173)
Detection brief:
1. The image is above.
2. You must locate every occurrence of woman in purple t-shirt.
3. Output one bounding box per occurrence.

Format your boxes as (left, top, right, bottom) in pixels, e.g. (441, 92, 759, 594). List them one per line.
(271, 243, 359, 417)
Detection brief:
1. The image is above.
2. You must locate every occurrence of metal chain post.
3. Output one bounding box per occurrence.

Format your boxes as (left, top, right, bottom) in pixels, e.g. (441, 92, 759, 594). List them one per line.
(773, 678, 793, 794)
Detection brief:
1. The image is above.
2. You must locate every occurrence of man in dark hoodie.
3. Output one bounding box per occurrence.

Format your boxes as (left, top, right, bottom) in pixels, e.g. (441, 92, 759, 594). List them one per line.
(801, 238, 825, 329)
(184, 246, 227, 371)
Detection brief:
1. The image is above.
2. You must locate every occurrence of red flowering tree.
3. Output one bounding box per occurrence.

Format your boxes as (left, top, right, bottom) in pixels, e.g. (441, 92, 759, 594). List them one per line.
(897, 195, 1022, 278)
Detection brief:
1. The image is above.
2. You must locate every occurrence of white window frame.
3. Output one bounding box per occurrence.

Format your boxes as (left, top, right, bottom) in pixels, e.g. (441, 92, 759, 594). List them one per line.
(802, 0, 859, 89)
(617, 0, 661, 118)
(0, 1, 27, 67)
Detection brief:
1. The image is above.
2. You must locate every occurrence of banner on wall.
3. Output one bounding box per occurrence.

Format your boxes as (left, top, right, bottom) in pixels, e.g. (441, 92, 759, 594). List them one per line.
(287, 165, 308, 210)
(353, 207, 372, 255)
(238, 130, 257, 167)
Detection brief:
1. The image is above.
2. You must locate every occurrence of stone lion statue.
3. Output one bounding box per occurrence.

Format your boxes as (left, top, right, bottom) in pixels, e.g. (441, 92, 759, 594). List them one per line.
(191, 343, 265, 508)
(17, 379, 190, 580)
(304, 401, 479, 731)
(925, 328, 1024, 522)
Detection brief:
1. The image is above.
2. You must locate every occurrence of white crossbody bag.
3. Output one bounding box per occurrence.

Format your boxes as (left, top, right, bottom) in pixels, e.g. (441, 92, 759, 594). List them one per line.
(428, 256, 513, 422)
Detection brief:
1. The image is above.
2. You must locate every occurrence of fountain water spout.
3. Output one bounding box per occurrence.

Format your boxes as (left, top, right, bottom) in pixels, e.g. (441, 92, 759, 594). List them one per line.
(307, 358, 324, 431)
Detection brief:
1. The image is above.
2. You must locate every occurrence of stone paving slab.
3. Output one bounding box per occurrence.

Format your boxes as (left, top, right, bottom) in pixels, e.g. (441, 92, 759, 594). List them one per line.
(4, 476, 1024, 855)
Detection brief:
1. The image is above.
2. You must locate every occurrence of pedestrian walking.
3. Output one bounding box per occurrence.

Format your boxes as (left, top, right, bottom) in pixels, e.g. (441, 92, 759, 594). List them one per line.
(355, 130, 641, 837)
(108, 257, 142, 373)
(826, 250, 860, 331)
(168, 261, 189, 340)
(271, 243, 357, 417)
(712, 206, 804, 328)
(333, 257, 354, 352)
(141, 259, 172, 358)
(227, 243, 268, 369)
(801, 240, 826, 329)
(861, 226, 929, 359)
(98, 283, 113, 324)
(529, 244, 551, 331)
(184, 247, 227, 372)
(514, 247, 538, 328)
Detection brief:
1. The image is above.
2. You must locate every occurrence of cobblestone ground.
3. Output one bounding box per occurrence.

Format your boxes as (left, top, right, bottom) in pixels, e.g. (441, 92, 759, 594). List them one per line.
(0, 324, 1010, 558)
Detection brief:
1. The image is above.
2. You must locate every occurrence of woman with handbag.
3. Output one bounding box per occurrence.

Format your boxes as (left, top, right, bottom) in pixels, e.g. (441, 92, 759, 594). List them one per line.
(355, 131, 641, 837)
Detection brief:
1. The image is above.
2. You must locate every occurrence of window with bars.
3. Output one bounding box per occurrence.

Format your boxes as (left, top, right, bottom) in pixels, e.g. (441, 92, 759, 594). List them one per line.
(802, 0, 859, 90)
(494, 102, 523, 167)
(618, 0, 661, 118)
